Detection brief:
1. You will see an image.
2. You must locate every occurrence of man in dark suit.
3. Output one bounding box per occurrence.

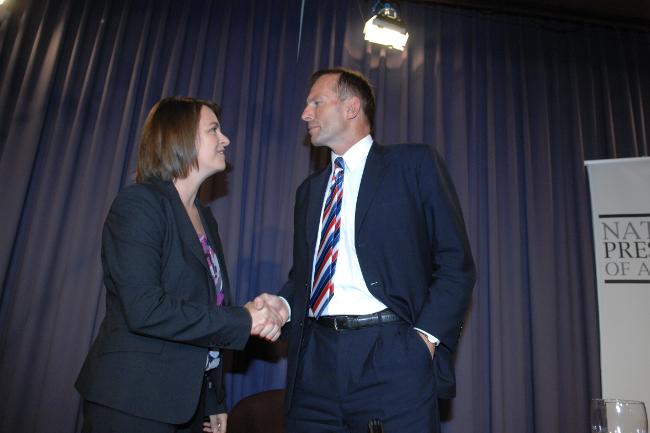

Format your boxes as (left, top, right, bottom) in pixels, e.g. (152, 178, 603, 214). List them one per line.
(276, 68, 476, 433)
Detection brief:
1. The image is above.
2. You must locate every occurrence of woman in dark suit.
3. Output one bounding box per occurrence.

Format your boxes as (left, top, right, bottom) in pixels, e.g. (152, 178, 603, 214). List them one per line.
(76, 97, 284, 433)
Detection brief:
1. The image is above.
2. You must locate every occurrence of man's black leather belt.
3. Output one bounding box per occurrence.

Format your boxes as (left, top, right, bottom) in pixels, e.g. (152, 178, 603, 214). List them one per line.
(312, 309, 402, 330)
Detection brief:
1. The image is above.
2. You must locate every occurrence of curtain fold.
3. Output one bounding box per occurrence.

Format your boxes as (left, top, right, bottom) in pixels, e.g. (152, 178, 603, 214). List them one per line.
(1, 0, 648, 432)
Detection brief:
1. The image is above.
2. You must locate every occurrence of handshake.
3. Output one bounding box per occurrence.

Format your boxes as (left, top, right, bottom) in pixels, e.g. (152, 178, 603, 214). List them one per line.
(244, 293, 289, 342)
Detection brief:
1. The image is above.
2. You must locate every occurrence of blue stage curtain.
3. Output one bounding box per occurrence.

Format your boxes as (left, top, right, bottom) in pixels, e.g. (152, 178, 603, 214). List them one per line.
(1, 0, 648, 432)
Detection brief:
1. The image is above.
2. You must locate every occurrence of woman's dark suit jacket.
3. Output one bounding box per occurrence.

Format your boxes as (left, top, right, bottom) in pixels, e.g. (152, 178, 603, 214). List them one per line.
(76, 179, 251, 425)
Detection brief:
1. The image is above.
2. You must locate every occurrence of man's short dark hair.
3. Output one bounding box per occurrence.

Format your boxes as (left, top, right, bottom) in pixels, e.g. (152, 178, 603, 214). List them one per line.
(311, 68, 375, 133)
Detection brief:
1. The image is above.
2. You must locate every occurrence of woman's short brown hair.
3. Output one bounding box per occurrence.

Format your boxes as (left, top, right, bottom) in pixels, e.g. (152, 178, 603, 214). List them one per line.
(135, 96, 222, 183)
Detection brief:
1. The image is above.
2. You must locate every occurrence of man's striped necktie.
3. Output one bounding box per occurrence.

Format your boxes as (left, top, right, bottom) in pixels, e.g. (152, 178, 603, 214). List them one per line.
(310, 157, 344, 318)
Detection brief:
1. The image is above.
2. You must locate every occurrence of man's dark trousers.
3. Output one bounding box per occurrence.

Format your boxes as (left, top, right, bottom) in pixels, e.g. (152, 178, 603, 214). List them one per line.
(286, 319, 440, 433)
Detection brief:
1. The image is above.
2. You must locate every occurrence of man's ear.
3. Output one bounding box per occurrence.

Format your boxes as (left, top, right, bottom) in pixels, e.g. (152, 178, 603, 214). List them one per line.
(345, 96, 362, 120)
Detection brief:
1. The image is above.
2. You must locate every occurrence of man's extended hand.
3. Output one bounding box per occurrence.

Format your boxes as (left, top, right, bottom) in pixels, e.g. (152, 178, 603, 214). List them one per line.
(254, 293, 290, 323)
(244, 293, 289, 342)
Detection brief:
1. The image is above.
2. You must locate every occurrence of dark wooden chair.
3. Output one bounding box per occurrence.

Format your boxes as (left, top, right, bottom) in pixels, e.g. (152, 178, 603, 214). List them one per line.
(227, 389, 285, 433)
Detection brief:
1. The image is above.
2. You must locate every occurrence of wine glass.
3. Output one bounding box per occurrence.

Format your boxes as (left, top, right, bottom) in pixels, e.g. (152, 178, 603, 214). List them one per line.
(591, 398, 648, 433)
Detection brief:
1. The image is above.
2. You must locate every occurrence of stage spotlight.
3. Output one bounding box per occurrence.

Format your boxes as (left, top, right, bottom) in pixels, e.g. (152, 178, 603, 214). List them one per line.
(363, 2, 409, 51)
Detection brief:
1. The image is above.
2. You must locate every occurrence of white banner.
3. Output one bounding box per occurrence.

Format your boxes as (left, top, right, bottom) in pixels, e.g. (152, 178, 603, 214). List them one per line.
(585, 157, 650, 410)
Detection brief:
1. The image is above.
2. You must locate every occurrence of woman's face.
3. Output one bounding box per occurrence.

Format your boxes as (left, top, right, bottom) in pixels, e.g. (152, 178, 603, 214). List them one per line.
(195, 105, 230, 175)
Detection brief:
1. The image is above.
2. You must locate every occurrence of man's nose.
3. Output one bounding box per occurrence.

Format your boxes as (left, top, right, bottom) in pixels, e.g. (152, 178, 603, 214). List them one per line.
(301, 106, 313, 122)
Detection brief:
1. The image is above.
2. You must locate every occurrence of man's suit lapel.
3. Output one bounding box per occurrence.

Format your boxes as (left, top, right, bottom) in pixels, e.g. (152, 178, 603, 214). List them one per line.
(304, 143, 387, 264)
(356, 143, 388, 234)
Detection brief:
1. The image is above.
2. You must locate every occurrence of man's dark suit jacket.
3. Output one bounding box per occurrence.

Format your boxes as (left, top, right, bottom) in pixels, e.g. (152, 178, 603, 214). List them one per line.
(279, 143, 476, 410)
(76, 179, 251, 425)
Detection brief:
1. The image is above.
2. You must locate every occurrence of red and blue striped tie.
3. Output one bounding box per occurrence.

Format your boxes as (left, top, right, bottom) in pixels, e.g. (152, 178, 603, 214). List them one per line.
(310, 157, 344, 318)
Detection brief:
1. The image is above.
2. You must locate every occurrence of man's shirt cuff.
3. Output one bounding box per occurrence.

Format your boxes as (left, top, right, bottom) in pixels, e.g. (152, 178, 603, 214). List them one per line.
(279, 296, 291, 321)
(413, 327, 440, 345)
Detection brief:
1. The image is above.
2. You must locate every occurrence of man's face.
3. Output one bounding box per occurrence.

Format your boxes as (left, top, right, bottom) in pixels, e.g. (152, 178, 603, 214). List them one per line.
(301, 74, 348, 149)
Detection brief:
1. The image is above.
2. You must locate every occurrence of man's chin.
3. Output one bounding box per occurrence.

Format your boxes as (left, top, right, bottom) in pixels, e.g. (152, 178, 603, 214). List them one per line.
(306, 133, 331, 149)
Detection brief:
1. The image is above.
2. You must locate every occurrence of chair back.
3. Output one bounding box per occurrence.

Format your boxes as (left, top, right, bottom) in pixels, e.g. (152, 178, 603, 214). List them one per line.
(227, 389, 285, 433)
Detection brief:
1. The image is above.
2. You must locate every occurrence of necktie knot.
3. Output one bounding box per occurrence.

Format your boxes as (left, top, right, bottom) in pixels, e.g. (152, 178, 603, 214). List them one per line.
(334, 157, 344, 171)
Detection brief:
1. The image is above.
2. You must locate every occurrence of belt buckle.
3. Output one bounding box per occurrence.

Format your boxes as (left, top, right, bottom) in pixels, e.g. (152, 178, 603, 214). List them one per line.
(333, 317, 341, 331)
